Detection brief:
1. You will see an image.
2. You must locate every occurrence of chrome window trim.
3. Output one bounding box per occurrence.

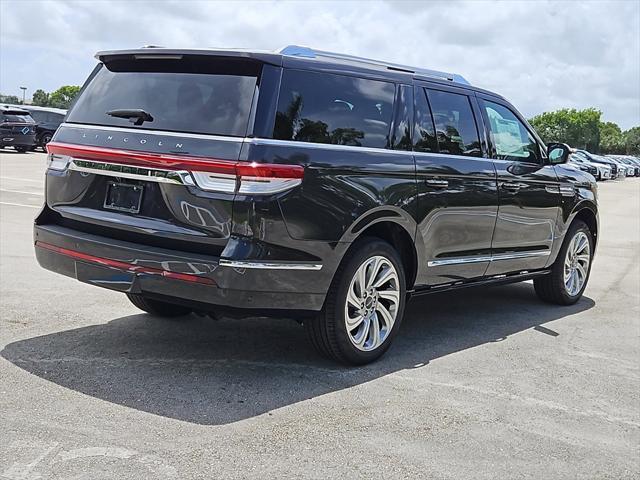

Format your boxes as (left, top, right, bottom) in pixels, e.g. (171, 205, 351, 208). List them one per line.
(59, 123, 491, 162)
(248, 137, 490, 162)
(428, 250, 550, 267)
(219, 259, 322, 270)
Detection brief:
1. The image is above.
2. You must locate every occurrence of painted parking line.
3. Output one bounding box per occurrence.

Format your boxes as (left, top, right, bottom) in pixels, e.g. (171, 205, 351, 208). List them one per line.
(0, 201, 40, 209)
(0, 189, 44, 196)
(0, 176, 44, 184)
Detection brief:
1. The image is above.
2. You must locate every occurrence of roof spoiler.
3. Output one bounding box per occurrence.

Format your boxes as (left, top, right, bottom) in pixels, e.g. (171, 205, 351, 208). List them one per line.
(278, 45, 471, 85)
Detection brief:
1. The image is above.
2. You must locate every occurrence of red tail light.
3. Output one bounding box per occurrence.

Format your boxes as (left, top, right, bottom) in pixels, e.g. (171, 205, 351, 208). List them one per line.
(46, 142, 304, 194)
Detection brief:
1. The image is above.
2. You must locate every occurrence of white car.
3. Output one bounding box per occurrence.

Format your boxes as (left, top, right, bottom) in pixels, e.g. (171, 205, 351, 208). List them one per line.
(596, 163, 612, 180)
(571, 153, 611, 180)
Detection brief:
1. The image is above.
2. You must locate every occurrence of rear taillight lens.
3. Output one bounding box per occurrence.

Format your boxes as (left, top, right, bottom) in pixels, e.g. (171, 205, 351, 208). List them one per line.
(46, 142, 304, 195)
(190, 162, 303, 194)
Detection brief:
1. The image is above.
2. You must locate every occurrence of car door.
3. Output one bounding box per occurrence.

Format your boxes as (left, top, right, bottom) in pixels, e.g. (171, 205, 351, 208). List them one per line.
(477, 95, 561, 276)
(413, 84, 498, 286)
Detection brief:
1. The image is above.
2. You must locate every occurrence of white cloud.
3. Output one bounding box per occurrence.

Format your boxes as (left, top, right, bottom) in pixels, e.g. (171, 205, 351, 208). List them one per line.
(1, 0, 638, 128)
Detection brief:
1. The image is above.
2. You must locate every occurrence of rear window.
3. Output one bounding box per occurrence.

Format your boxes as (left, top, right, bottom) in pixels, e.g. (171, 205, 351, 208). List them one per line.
(273, 69, 395, 149)
(1, 112, 35, 123)
(67, 57, 259, 137)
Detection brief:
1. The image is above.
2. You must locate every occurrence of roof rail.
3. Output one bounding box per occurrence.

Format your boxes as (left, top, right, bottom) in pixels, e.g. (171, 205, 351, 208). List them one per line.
(278, 45, 470, 85)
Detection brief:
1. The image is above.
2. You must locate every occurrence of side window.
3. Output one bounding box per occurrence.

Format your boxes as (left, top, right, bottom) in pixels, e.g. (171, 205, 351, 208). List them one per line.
(30, 111, 45, 123)
(482, 100, 541, 163)
(427, 89, 481, 157)
(273, 70, 395, 149)
(413, 87, 437, 153)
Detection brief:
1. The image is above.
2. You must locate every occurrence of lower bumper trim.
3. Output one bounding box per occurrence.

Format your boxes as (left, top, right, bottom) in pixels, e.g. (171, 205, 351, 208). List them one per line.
(35, 241, 216, 285)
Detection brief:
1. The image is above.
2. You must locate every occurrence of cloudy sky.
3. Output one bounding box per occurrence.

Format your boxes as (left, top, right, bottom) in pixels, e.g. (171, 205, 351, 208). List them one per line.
(1, 0, 638, 128)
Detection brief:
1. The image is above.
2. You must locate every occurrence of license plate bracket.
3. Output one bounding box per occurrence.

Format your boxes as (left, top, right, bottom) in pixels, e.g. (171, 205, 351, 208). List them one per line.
(104, 182, 143, 214)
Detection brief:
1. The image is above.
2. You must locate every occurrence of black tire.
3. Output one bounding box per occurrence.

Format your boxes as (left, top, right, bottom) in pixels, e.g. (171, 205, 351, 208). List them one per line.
(534, 220, 593, 305)
(15, 147, 28, 153)
(39, 133, 52, 150)
(305, 238, 407, 365)
(126, 293, 192, 317)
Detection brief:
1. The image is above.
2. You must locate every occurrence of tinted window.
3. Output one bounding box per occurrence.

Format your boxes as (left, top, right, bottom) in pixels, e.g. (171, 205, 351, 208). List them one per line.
(483, 100, 541, 163)
(67, 59, 258, 136)
(273, 70, 395, 148)
(427, 89, 481, 157)
(48, 112, 65, 124)
(413, 87, 437, 153)
(1, 113, 34, 123)
(28, 111, 46, 122)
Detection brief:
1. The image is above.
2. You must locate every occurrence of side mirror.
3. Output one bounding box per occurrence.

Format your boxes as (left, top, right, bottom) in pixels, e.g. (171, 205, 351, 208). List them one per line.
(547, 143, 571, 164)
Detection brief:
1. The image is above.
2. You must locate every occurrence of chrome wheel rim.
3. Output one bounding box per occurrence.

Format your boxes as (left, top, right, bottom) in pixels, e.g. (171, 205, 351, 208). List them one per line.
(564, 231, 591, 296)
(344, 255, 400, 352)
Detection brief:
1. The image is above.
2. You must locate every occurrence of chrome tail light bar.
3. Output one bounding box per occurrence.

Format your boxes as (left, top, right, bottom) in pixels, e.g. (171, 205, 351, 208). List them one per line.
(46, 142, 304, 195)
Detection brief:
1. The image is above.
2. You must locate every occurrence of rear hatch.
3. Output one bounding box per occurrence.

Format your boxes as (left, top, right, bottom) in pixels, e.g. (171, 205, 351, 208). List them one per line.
(1, 109, 36, 140)
(43, 54, 262, 257)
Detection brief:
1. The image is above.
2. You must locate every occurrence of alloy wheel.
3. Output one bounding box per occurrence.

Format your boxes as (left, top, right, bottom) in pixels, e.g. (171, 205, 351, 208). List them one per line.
(344, 255, 400, 351)
(563, 231, 591, 296)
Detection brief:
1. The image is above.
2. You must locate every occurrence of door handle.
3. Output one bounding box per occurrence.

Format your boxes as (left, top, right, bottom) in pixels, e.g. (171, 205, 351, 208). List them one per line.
(500, 182, 527, 191)
(425, 179, 449, 188)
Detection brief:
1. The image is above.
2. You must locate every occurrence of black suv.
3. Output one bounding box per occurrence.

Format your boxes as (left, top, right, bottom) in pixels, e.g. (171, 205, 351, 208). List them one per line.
(0, 105, 36, 152)
(19, 105, 67, 150)
(34, 46, 599, 364)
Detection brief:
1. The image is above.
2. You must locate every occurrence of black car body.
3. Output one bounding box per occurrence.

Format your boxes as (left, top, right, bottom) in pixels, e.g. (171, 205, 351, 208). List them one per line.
(18, 105, 67, 150)
(34, 46, 599, 364)
(0, 105, 37, 152)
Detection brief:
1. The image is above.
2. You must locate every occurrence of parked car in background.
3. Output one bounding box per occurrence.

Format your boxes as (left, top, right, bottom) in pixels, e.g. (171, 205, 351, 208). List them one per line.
(576, 150, 621, 179)
(0, 105, 37, 153)
(572, 150, 612, 180)
(4, 104, 67, 150)
(569, 153, 609, 180)
(627, 157, 640, 176)
(610, 156, 639, 177)
(606, 156, 628, 179)
(34, 45, 600, 364)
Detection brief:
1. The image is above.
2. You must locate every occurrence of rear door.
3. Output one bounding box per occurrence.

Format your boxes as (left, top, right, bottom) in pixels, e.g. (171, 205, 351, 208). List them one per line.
(413, 84, 498, 286)
(477, 95, 561, 275)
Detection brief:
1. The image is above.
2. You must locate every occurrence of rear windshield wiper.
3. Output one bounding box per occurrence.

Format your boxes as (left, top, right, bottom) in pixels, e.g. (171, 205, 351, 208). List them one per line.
(106, 109, 154, 126)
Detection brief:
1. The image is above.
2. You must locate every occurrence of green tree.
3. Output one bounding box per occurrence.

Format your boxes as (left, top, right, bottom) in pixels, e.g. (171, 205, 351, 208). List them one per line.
(529, 108, 601, 151)
(624, 127, 640, 155)
(48, 85, 81, 109)
(0, 94, 21, 104)
(31, 89, 50, 107)
(599, 121, 626, 154)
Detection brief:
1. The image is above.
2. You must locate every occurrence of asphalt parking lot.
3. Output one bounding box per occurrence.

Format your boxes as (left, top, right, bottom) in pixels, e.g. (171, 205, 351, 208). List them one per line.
(1, 150, 638, 479)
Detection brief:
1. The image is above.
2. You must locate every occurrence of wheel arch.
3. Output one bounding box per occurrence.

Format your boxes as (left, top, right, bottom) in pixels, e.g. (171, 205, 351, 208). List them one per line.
(572, 204, 599, 253)
(338, 210, 419, 290)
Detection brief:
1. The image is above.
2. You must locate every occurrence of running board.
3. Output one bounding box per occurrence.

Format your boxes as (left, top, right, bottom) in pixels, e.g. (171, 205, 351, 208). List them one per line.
(409, 270, 551, 297)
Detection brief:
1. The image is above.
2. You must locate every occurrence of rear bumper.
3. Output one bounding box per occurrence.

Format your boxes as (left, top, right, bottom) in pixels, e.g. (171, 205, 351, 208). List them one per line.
(0, 133, 36, 147)
(34, 223, 328, 311)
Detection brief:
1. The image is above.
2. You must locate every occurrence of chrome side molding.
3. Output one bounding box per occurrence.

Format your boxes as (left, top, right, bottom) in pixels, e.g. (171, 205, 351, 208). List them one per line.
(219, 259, 323, 270)
(428, 250, 550, 267)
